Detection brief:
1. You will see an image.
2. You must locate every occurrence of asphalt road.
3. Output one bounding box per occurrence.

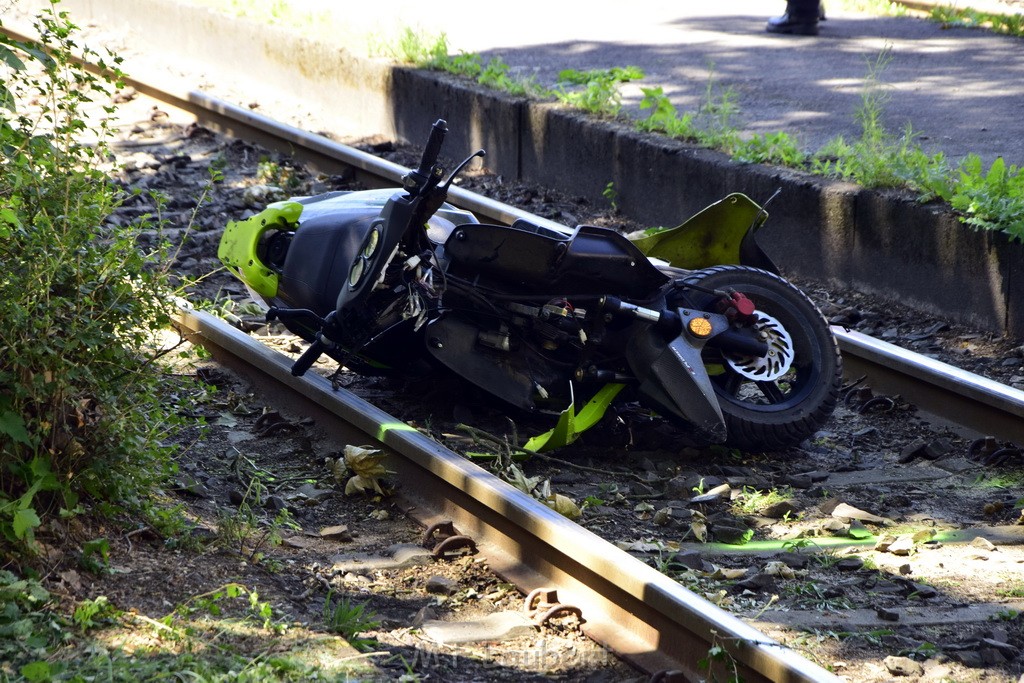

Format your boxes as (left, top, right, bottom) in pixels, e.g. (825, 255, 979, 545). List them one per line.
(290, 0, 1024, 168)
(5, 0, 1022, 167)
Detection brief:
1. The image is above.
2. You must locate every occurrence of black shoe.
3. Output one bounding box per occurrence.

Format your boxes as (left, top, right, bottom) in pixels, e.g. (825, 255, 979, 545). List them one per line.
(766, 12, 819, 35)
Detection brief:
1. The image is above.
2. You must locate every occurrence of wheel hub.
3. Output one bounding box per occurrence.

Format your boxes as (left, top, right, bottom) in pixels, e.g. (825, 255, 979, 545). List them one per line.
(724, 311, 794, 381)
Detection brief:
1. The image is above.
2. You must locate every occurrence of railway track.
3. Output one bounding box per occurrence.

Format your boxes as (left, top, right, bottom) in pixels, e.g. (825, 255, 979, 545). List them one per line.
(141, 73, 1024, 682)
(7, 20, 1024, 680)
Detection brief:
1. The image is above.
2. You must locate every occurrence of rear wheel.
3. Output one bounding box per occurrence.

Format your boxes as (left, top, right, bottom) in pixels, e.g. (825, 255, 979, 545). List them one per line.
(678, 265, 842, 450)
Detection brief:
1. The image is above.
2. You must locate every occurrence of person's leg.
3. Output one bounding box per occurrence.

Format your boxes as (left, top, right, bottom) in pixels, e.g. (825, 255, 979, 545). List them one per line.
(766, 0, 821, 35)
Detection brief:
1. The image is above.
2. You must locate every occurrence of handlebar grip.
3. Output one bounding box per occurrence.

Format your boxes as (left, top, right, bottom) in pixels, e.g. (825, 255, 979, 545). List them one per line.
(416, 119, 448, 178)
(267, 306, 324, 326)
(291, 338, 326, 377)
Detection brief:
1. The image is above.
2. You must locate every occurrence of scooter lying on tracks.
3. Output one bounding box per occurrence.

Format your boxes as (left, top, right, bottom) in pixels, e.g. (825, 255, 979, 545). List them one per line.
(218, 119, 842, 452)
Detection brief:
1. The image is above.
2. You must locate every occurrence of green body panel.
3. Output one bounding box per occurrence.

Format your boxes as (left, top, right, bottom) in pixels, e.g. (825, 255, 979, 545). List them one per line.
(524, 383, 625, 453)
(217, 200, 303, 297)
(628, 193, 763, 268)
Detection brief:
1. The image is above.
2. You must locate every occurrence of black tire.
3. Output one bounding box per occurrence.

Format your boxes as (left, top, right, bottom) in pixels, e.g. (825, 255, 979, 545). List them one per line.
(678, 265, 842, 451)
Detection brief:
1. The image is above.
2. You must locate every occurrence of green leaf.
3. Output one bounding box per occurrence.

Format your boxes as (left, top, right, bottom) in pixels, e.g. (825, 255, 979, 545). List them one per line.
(12, 508, 41, 540)
(19, 661, 51, 682)
(986, 156, 1006, 185)
(83, 538, 110, 565)
(0, 44, 27, 71)
(29, 456, 61, 491)
(0, 84, 15, 112)
(0, 207, 21, 227)
(0, 410, 31, 445)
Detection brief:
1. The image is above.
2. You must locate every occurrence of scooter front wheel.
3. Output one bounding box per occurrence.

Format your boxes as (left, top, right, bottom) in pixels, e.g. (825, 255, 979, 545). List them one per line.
(678, 265, 842, 451)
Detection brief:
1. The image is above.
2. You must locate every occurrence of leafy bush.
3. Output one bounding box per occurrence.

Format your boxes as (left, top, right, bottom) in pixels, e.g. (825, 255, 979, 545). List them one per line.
(387, 29, 545, 97)
(809, 48, 1023, 241)
(636, 70, 742, 153)
(637, 86, 700, 139)
(322, 589, 380, 651)
(948, 155, 1024, 242)
(0, 4, 192, 556)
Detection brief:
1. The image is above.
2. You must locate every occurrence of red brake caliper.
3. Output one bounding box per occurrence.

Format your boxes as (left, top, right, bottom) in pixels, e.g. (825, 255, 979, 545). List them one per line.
(717, 290, 757, 323)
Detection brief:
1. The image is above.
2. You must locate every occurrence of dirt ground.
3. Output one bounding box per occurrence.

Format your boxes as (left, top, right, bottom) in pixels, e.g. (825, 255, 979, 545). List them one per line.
(34, 95, 1020, 682)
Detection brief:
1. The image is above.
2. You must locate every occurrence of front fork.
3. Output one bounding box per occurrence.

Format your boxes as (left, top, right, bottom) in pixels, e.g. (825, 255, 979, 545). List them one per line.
(601, 296, 768, 442)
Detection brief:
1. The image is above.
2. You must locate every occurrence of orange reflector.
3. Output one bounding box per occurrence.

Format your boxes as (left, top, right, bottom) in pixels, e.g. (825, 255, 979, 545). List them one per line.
(688, 317, 713, 338)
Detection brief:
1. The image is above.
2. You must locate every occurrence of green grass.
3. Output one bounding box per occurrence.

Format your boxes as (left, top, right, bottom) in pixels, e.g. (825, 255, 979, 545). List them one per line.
(929, 5, 1024, 36)
(0, 573, 375, 682)
(730, 486, 794, 516)
(322, 590, 381, 652)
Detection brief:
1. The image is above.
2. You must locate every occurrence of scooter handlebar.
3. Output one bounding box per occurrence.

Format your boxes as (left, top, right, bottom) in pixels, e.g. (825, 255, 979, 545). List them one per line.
(415, 119, 448, 180)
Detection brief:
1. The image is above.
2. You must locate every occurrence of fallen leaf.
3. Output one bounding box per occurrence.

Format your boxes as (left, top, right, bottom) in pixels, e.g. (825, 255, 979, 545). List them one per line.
(59, 569, 82, 592)
(328, 457, 347, 484)
(505, 462, 544, 495)
(345, 474, 385, 496)
(831, 502, 892, 525)
(763, 561, 799, 579)
(615, 539, 664, 553)
(912, 529, 936, 544)
(214, 413, 238, 428)
(343, 445, 393, 496)
(705, 589, 730, 606)
(548, 494, 581, 520)
(707, 566, 748, 580)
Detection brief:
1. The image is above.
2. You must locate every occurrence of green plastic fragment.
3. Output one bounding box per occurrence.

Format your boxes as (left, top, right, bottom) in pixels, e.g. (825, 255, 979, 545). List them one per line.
(217, 200, 303, 297)
(629, 193, 763, 269)
(523, 383, 625, 453)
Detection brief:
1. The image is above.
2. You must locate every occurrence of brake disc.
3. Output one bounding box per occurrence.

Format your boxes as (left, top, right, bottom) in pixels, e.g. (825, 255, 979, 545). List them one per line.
(724, 311, 794, 381)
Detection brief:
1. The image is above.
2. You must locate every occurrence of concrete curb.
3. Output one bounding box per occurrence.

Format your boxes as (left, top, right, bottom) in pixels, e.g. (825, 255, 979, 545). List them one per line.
(13, 0, 1023, 336)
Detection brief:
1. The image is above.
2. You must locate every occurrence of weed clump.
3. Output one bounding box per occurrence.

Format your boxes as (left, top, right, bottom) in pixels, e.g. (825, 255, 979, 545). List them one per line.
(0, 4, 197, 557)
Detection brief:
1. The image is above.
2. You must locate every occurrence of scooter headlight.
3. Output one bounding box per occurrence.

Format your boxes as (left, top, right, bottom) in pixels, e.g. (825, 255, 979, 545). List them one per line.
(362, 227, 380, 258)
(348, 257, 365, 287)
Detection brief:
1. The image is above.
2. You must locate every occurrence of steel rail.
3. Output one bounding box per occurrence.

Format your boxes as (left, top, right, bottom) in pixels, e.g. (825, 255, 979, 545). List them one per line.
(835, 328, 1024, 444)
(184, 90, 574, 235)
(1, 25, 560, 233)
(172, 306, 839, 683)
